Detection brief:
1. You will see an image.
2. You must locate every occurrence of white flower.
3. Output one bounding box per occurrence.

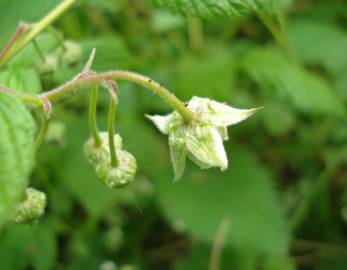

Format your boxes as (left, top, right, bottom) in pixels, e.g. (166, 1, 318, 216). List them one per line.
(147, 96, 259, 180)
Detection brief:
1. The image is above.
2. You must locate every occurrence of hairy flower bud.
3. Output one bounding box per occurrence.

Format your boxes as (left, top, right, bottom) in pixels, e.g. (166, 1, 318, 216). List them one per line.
(84, 132, 122, 164)
(56, 40, 82, 66)
(14, 188, 46, 224)
(35, 54, 59, 74)
(147, 96, 259, 180)
(96, 149, 137, 188)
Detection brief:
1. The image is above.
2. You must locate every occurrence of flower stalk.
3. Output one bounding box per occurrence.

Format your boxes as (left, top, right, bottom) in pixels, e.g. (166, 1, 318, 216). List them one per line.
(0, 70, 196, 123)
(106, 81, 119, 167)
(88, 85, 102, 147)
(0, 0, 77, 67)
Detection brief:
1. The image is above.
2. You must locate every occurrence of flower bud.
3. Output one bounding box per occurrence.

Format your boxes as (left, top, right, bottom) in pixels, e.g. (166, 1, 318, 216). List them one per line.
(56, 40, 83, 66)
(14, 188, 46, 224)
(96, 149, 137, 188)
(35, 54, 59, 74)
(84, 132, 122, 164)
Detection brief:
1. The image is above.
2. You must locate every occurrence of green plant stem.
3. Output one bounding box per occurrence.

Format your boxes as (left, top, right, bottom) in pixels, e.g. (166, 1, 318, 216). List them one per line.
(108, 96, 118, 167)
(32, 39, 46, 62)
(47, 26, 66, 51)
(0, 0, 77, 67)
(1, 70, 195, 122)
(89, 85, 102, 147)
(0, 85, 43, 107)
(33, 116, 49, 152)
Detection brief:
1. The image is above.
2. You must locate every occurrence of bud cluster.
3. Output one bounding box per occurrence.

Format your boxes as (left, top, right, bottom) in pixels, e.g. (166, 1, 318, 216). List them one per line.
(35, 40, 82, 74)
(84, 132, 137, 188)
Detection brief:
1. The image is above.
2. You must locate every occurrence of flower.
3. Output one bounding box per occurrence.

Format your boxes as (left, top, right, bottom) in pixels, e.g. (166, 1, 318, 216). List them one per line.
(147, 96, 259, 180)
(14, 188, 47, 224)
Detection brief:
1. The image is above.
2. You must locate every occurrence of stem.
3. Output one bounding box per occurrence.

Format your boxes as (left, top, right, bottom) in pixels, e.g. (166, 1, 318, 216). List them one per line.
(47, 26, 66, 51)
(1, 70, 195, 122)
(0, 85, 43, 107)
(0, 0, 77, 67)
(188, 16, 204, 53)
(209, 219, 231, 270)
(43, 71, 195, 122)
(89, 85, 102, 146)
(32, 39, 46, 62)
(108, 96, 118, 167)
(0, 22, 28, 62)
(33, 116, 49, 152)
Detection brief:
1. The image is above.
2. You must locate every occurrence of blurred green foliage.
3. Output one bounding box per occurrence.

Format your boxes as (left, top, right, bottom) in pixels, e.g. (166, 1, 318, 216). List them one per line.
(0, 0, 347, 269)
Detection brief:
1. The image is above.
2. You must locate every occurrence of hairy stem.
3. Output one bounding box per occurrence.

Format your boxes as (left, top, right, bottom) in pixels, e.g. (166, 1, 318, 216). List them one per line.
(209, 219, 231, 270)
(89, 85, 102, 147)
(32, 39, 46, 62)
(0, 22, 28, 62)
(43, 71, 195, 122)
(0, 0, 77, 67)
(33, 116, 49, 152)
(0, 70, 195, 122)
(108, 96, 118, 167)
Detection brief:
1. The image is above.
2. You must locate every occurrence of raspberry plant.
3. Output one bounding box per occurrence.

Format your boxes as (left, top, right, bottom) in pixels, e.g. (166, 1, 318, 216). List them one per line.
(0, 0, 271, 227)
(1, 1, 346, 270)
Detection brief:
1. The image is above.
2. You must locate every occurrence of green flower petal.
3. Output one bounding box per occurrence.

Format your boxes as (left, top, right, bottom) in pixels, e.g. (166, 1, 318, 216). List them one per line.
(188, 96, 259, 127)
(146, 114, 173, 134)
(169, 129, 187, 181)
(186, 125, 228, 170)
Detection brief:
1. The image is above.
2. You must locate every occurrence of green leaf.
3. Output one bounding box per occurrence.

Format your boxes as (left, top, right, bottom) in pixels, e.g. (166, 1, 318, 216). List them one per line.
(0, 93, 36, 225)
(170, 48, 235, 101)
(240, 47, 346, 117)
(0, 224, 57, 270)
(0, 68, 42, 94)
(174, 243, 258, 270)
(0, 0, 60, 48)
(149, 0, 282, 22)
(155, 144, 290, 254)
(80, 36, 132, 71)
(288, 20, 347, 73)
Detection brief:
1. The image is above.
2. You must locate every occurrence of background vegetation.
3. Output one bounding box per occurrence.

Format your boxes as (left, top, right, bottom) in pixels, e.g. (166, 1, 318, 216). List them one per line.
(0, 0, 347, 269)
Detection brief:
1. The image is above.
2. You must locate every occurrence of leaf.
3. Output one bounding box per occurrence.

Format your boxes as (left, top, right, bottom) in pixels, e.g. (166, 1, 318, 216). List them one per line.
(174, 243, 258, 270)
(0, 224, 57, 270)
(170, 48, 235, 101)
(149, 0, 282, 22)
(0, 0, 60, 48)
(0, 93, 36, 225)
(288, 20, 347, 73)
(239, 47, 346, 117)
(0, 67, 42, 94)
(80, 36, 132, 71)
(151, 10, 185, 33)
(155, 144, 290, 254)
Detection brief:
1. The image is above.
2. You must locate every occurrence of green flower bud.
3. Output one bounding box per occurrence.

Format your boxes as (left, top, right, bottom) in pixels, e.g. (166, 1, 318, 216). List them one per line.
(96, 149, 137, 188)
(84, 132, 122, 164)
(14, 188, 46, 224)
(147, 96, 260, 181)
(35, 54, 59, 74)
